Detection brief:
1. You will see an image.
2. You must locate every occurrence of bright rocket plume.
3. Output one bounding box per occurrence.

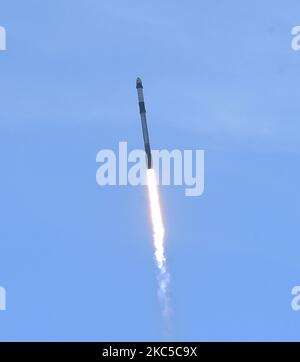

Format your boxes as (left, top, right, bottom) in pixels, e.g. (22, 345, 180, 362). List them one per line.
(146, 169, 165, 269)
(146, 169, 171, 323)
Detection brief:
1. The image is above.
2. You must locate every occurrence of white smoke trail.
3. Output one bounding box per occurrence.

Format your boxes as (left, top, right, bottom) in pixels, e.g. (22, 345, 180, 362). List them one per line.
(146, 169, 171, 332)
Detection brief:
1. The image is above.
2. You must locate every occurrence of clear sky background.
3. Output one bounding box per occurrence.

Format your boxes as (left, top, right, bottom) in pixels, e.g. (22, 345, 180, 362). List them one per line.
(0, 0, 300, 341)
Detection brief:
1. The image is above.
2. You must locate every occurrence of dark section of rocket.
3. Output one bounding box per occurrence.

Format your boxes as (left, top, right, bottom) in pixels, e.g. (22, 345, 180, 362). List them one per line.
(136, 77, 152, 169)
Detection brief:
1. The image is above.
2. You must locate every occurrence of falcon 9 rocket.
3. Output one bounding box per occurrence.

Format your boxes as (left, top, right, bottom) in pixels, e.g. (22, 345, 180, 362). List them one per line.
(136, 77, 152, 169)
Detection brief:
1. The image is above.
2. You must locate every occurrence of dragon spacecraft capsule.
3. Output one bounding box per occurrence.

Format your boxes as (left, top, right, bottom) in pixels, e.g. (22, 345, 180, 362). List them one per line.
(136, 77, 152, 169)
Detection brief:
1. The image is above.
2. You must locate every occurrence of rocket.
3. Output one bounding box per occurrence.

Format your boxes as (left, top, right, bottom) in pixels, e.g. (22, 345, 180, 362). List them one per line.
(136, 77, 152, 169)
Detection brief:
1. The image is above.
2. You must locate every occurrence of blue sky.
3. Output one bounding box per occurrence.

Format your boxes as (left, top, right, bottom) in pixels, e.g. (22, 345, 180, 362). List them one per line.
(0, 0, 300, 341)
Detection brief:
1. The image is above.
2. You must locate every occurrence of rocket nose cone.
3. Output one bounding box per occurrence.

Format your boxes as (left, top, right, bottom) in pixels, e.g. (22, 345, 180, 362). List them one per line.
(136, 77, 143, 88)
